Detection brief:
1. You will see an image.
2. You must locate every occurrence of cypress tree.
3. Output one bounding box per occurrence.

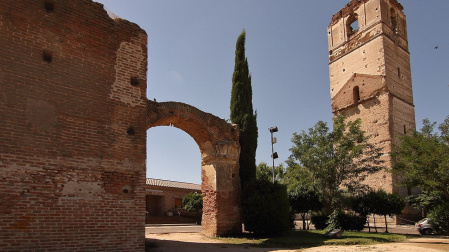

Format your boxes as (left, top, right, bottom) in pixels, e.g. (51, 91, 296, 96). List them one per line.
(230, 30, 258, 187)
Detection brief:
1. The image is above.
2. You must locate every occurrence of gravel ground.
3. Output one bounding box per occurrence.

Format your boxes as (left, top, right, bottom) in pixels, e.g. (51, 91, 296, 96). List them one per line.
(146, 232, 449, 252)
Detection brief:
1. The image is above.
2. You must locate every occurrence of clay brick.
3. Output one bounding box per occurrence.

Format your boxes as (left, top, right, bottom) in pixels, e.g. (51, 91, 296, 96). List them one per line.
(329, 0, 420, 222)
(0, 0, 147, 250)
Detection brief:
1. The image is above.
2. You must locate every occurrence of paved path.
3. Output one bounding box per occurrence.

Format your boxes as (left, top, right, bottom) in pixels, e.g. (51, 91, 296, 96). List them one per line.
(145, 224, 201, 234)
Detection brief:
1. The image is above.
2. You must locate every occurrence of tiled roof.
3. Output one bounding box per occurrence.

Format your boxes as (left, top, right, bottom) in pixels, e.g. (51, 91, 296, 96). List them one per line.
(146, 178, 201, 191)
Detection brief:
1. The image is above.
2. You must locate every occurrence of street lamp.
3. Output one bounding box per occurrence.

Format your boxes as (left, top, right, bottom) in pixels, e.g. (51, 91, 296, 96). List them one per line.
(269, 126, 278, 183)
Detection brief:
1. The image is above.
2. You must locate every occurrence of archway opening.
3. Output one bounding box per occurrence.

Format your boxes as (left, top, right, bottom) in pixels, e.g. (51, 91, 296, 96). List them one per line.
(146, 101, 242, 236)
(145, 126, 203, 225)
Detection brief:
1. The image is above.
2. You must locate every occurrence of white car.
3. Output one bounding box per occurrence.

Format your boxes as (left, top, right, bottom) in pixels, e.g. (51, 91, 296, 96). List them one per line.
(415, 218, 432, 235)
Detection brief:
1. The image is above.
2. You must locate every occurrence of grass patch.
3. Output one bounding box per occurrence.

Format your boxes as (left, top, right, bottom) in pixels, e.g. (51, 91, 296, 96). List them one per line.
(216, 230, 407, 249)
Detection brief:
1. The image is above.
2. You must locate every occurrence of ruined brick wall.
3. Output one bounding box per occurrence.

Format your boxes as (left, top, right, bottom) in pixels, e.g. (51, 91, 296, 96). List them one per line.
(0, 0, 147, 250)
(147, 101, 241, 236)
(328, 0, 416, 202)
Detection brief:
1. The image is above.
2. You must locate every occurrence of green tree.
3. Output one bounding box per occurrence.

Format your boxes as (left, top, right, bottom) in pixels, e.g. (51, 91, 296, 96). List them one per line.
(182, 192, 203, 224)
(428, 203, 449, 235)
(281, 158, 315, 192)
(242, 179, 290, 235)
(256, 162, 284, 183)
(392, 116, 449, 202)
(230, 30, 258, 187)
(392, 116, 449, 235)
(374, 190, 405, 233)
(288, 186, 322, 230)
(289, 115, 384, 214)
(352, 191, 378, 232)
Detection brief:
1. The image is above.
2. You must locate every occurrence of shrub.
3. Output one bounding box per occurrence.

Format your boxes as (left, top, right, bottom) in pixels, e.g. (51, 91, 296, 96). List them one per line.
(337, 213, 366, 231)
(313, 212, 365, 231)
(428, 203, 449, 235)
(242, 179, 290, 236)
(311, 213, 329, 230)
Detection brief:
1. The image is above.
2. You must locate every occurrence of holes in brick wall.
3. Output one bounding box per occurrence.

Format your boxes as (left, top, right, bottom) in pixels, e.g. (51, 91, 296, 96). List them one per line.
(43, 50, 52, 63)
(44, 1, 54, 13)
(403, 125, 407, 134)
(130, 77, 139, 86)
(123, 189, 129, 194)
(127, 127, 135, 136)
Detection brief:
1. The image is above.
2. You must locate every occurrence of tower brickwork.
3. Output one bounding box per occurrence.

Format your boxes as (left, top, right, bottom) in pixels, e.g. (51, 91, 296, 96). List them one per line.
(328, 0, 419, 220)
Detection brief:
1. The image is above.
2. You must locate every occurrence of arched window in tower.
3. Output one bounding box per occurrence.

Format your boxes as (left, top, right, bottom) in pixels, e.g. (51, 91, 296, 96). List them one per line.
(390, 8, 398, 34)
(346, 13, 358, 37)
(353, 86, 360, 104)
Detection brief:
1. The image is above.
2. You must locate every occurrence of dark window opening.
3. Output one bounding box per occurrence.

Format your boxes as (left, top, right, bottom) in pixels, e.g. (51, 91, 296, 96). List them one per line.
(44, 1, 54, 13)
(127, 127, 135, 136)
(353, 86, 360, 104)
(391, 8, 398, 33)
(130, 77, 139, 86)
(43, 50, 52, 63)
(397, 67, 401, 78)
(403, 125, 406, 134)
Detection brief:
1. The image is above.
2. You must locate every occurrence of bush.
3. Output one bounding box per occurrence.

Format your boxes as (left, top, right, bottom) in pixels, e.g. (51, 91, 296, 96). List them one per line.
(242, 179, 290, 236)
(428, 203, 449, 235)
(312, 212, 365, 231)
(337, 213, 366, 231)
(311, 214, 328, 230)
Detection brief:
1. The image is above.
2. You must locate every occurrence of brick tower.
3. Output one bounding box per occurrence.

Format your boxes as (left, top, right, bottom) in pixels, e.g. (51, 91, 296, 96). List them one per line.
(327, 0, 417, 214)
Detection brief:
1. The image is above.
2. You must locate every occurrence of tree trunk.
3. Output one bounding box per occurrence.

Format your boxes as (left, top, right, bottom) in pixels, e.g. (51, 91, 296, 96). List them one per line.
(301, 213, 306, 230)
(384, 215, 389, 233)
(373, 214, 378, 233)
(366, 215, 371, 232)
(306, 212, 310, 230)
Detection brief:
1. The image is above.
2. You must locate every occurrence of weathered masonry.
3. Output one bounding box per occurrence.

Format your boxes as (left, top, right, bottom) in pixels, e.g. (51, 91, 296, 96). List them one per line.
(147, 101, 241, 236)
(0, 0, 240, 251)
(328, 0, 419, 220)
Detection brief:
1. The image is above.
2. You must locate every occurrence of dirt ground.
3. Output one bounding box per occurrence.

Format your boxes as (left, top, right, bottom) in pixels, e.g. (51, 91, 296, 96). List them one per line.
(146, 232, 449, 252)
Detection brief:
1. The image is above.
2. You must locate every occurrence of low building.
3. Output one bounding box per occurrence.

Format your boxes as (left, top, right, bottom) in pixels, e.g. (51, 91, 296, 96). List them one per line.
(145, 178, 201, 224)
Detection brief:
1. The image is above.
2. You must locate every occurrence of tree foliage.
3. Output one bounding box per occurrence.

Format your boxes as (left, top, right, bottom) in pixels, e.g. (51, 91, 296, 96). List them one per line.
(392, 116, 449, 202)
(392, 116, 449, 235)
(182, 192, 203, 212)
(289, 115, 384, 214)
(282, 158, 315, 192)
(256, 162, 284, 183)
(428, 203, 449, 235)
(242, 179, 290, 236)
(230, 30, 258, 187)
(288, 185, 322, 229)
(352, 190, 404, 233)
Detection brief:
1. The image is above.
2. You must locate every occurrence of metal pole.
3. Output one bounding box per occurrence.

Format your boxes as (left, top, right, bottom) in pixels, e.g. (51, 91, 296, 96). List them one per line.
(271, 131, 275, 184)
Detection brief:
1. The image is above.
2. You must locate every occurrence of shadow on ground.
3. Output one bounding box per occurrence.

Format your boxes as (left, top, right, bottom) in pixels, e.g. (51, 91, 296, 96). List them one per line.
(145, 238, 274, 252)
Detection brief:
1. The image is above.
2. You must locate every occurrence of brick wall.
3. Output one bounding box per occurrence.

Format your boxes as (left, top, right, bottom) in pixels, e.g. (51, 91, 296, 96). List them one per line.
(147, 101, 242, 236)
(146, 184, 201, 215)
(328, 0, 420, 222)
(0, 0, 147, 250)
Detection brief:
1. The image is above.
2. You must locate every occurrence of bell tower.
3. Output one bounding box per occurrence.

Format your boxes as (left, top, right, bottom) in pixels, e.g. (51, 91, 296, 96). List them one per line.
(328, 0, 416, 200)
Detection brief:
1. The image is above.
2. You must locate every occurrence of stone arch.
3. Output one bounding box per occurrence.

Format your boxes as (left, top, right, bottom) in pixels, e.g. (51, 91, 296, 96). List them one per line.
(147, 100, 241, 236)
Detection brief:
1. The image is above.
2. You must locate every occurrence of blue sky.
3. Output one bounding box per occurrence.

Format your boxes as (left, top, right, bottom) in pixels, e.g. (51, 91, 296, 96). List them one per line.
(96, 0, 449, 185)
